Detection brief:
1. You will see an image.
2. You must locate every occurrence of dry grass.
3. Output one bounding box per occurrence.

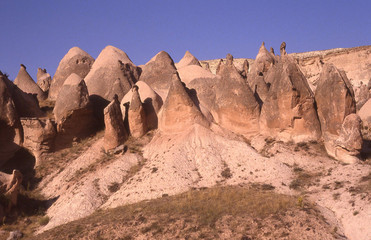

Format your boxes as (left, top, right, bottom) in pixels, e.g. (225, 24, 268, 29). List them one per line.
(32, 185, 298, 239)
(289, 165, 320, 191)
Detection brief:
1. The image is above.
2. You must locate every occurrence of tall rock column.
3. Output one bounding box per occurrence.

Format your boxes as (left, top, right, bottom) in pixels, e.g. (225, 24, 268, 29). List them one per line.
(128, 85, 147, 138)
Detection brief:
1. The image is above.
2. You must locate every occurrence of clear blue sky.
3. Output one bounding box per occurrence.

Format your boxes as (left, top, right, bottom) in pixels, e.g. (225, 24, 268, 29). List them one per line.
(0, 0, 370, 80)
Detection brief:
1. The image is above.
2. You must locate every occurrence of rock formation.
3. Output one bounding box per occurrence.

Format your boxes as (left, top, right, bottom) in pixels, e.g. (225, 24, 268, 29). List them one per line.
(354, 82, 370, 110)
(121, 81, 163, 131)
(140, 51, 177, 99)
(270, 47, 275, 55)
(260, 56, 321, 142)
(241, 59, 249, 78)
(21, 118, 56, 165)
(315, 63, 356, 136)
(214, 54, 260, 138)
(358, 98, 371, 140)
(177, 64, 216, 85)
(251, 42, 276, 75)
(53, 73, 97, 147)
(0, 170, 23, 211)
(128, 86, 147, 138)
(36, 68, 52, 92)
(85, 45, 140, 101)
(0, 73, 22, 165)
(280, 42, 287, 56)
(176, 50, 201, 69)
(49, 47, 94, 100)
(158, 73, 209, 133)
(14, 64, 46, 101)
(104, 95, 128, 151)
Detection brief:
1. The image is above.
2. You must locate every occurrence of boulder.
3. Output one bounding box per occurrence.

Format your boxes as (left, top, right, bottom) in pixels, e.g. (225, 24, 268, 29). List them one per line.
(53, 73, 97, 147)
(128, 86, 147, 138)
(176, 50, 201, 69)
(358, 98, 371, 140)
(214, 54, 260, 138)
(85, 45, 140, 101)
(139, 51, 177, 99)
(315, 63, 356, 136)
(0, 170, 23, 210)
(104, 95, 128, 151)
(36, 68, 52, 92)
(0, 73, 22, 165)
(158, 73, 209, 133)
(14, 64, 46, 101)
(121, 81, 162, 131)
(49, 47, 94, 100)
(20, 118, 56, 166)
(260, 56, 321, 142)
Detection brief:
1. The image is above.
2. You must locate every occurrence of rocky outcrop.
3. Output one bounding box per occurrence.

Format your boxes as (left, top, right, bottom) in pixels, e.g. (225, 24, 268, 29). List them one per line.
(251, 42, 276, 75)
(177, 64, 216, 85)
(121, 81, 163, 131)
(358, 98, 371, 140)
(14, 64, 46, 101)
(139, 51, 177, 99)
(260, 56, 321, 142)
(49, 47, 94, 100)
(315, 64, 356, 136)
(0, 73, 22, 165)
(214, 54, 260, 138)
(354, 82, 369, 110)
(128, 86, 147, 138)
(104, 95, 128, 151)
(280, 42, 287, 56)
(0, 170, 23, 211)
(176, 50, 201, 69)
(85, 45, 140, 101)
(36, 68, 52, 92)
(159, 73, 209, 133)
(20, 118, 56, 165)
(241, 59, 249, 78)
(53, 73, 97, 147)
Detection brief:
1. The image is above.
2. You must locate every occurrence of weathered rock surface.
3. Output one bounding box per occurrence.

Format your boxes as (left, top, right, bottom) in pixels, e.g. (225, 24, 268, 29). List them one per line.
(240, 59, 249, 78)
(176, 50, 201, 69)
(104, 95, 128, 151)
(14, 64, 46, 101)
(280, 42, 287, 56)
(36, 68, 52, 92)
(354, 82, 370, 110)
(214, 55, 260, 138)
(49, 47, 94, 100)
(251, 42, 276, 75)
(20, 118, 56, 165)
(358, 98, 371, 140)
(53, 73, 97, 147)
(246, 72, 269, 103)
(177, 64, 216, 85)
(121, 81, 163, 131)
(0, 170, 23, 211)
(159, 73, 209, 133)
(128, 86, 147, 138)
(0, 73, 22, 165)
(260, 56, 321, 142)
(85, 45, 140, 101)
(315, 63, 356, 136)
(139, 51, 177, 99)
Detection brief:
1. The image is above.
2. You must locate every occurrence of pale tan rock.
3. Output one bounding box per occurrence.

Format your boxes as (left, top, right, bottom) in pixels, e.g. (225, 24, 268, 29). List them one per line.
(214, 54, 260, 138)
(128, 86, 147, 138)
(260, 56, 321, 142)
(251, 42, 276, 75)
(139, 51, 177, 99)
(53, 73, 97, 147)
(104, 95, 128, 151)
(121, 81, 163, 130)
(246, 72, 269, 103)
(36, 68, 51, 92)
(354, 82, 369, 110)
(20, 118, 56, 165)
(358, 98, 371, 140)
(85, 45, 140, 101)
(280, 42, 287, 56)
(14, 64, 46, 101)
(177, 64, 216, 85)
(176, 50, 201, 69)
(158, 73, 209, 133)
(315, 63, 356, 136)
(49, 47, 94, 100)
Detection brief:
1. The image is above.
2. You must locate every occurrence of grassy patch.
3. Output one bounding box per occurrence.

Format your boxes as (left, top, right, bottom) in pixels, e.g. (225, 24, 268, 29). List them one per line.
(289, 165, 320, 191)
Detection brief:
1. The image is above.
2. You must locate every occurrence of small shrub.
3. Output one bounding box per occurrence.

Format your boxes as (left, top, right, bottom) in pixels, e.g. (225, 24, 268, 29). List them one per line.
(38, 216, 50, 226)
(108, 182, 120, 193)
(221, 167, 232, 179)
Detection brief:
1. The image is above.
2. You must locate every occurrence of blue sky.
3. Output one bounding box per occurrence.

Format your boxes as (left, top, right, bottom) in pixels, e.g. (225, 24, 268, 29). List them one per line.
(0, 0, 370, 80)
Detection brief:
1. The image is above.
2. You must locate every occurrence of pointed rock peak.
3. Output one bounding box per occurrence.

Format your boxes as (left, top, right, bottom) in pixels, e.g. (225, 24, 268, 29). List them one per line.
(129, 85, 143, 111)
(226, 53, 234, 65)
(147, 51, 175, 66)
(280, 42, 287, 56)
(37, 68, 47, 74)
(67, 46, 90, 56)
(99, 45, 133, 65)
(258, 42, 269, 54)
(270, 47, 275, 55)
(177, 50, 201, 69)
(63, 73, 83, 86)
(20, 64, 26, 70)
(14, 64, 36, 85)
